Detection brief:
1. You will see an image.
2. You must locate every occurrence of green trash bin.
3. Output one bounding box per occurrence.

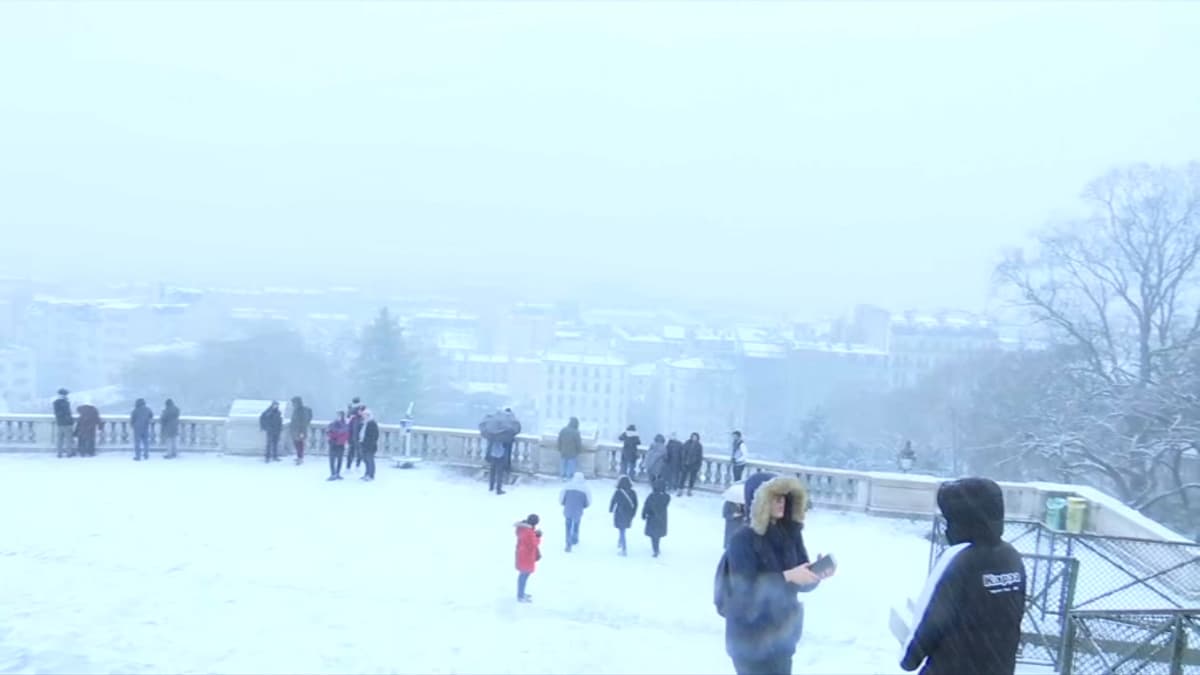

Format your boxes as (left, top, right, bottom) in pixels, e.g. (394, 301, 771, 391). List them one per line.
(1044, 497, 1067, 530)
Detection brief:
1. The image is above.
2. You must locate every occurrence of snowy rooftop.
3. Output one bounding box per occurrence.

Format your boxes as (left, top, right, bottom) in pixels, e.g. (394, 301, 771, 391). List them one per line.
(0, 454, 942, 675)
(543, 353, 627, 367)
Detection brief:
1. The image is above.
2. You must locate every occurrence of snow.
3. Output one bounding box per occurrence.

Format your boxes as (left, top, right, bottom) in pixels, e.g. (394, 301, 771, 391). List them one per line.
(0, 453, 992, 675)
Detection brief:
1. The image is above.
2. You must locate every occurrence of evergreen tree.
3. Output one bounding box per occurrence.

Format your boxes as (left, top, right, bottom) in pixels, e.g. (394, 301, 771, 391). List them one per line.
(354, 308, 420, 422)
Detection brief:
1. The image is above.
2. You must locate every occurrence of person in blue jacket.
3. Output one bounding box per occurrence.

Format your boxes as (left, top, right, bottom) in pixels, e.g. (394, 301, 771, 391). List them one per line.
(722, 471, 836, 675)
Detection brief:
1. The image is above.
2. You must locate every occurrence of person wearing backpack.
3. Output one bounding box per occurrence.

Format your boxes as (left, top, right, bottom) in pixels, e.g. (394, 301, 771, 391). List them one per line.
(608, 475, 638, 556)
(714, 471, 836, 675)
(642, 479, 671, 558)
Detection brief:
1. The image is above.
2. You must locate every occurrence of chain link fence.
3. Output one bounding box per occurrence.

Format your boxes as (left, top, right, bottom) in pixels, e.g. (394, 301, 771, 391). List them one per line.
(1063, 610, 1200, 674)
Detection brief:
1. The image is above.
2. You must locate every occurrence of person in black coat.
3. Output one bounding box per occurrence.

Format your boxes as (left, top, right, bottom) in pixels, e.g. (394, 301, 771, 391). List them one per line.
(608, 475, 639, 556)
(681, 432, 704, 496)
(259, 401, 283, 463)
(665, 434, 685, 495)
(722, 472, 836, 675)
(618, 425, 641, 480)
(900, 477, 1026, 675)
(359, 409, 381, 481)
(642, 479, 671, 557)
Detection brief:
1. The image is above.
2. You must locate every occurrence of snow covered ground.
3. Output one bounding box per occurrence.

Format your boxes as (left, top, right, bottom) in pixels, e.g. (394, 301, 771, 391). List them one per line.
(0, 453, 965, 674)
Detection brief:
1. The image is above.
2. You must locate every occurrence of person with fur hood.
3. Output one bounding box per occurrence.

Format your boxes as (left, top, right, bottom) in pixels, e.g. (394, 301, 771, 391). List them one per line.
(719, 472, 837, 675)
(559, 472, 592, 552)
(608, 475, 638, 556)
(644, 434, 668, 484)
(514, 514, 542, 603)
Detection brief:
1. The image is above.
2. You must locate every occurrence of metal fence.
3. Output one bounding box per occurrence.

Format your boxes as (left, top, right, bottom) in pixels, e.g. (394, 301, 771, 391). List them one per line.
(929, 517, 1200, 611)
(1063, 609, 1200, 674)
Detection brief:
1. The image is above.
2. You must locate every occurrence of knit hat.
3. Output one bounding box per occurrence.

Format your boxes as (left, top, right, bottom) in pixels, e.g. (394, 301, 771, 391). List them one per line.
(525, 514, 540, 526)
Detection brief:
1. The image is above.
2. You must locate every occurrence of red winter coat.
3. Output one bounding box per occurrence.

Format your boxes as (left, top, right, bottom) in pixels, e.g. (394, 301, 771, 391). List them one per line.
(515, 522, 542, 573)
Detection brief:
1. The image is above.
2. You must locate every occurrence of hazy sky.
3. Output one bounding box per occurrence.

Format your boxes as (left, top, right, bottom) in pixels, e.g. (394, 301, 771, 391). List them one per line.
(2, 1, 1198, 315)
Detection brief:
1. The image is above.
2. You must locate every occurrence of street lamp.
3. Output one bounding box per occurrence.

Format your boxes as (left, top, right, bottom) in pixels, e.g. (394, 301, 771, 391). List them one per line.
(898, 441, 916, 473)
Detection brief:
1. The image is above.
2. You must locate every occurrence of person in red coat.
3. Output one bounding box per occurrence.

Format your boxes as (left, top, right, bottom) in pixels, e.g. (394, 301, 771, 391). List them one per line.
(515, 514, 542, 603)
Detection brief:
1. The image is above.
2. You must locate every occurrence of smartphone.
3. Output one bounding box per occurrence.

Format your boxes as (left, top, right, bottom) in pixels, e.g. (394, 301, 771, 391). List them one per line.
(808, 554, 836, 576)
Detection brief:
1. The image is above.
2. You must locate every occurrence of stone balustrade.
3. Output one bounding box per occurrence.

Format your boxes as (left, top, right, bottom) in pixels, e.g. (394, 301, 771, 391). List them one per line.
(0, 412, 1188, 543)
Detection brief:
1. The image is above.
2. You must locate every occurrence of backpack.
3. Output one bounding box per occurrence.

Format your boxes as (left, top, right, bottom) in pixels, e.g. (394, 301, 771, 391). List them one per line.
(713, 551, 733, 618)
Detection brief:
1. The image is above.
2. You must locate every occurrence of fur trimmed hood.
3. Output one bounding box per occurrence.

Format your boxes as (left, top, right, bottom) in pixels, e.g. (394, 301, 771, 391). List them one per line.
(746, 473, 809, 535)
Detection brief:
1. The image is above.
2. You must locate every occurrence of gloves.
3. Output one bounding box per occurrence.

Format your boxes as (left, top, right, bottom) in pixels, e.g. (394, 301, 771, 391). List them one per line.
(535, 529, 543, 537)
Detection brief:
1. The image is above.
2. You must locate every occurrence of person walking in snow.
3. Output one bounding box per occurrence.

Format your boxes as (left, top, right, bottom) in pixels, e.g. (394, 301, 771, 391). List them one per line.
(326, 410, 350, 481)
(346, 400, 364, 471)
(619, 425, 641, 479)
(130, 398, 154, 461)
(665, 433, 684, 494)
(730, 430, 749, 482)
(900, 478, 1025, 675)
(54, 388, 75, 458)
(681, 432, 704, 496)
(74, 404, 101, 457)
(260, 401, 283, 462)
(514, 514, 542, 603)
(642, 479, 671, 557)
(289, 396, 313, 465)
(645, 434, 668, 485)
(719, 472, 836, 675)
(608, 475, 638, 556)
(160, 399, 181, 459)
(557, 416, 583, 479)
(359, 409, 380, 481)
(559, 472, 592, 552)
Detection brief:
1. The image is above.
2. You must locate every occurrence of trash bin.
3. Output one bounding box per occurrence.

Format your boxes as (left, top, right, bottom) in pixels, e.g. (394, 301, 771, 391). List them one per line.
(1066, 497, 1089, 534)
(1044, 497, 1067, 530)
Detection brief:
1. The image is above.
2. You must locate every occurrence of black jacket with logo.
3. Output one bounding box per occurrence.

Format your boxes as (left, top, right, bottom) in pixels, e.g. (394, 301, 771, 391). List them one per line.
(901, 478, 1026, 675)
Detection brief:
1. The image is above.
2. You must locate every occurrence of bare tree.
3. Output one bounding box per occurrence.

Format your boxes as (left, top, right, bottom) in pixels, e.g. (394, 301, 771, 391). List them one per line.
(995, 163, 1200, 526)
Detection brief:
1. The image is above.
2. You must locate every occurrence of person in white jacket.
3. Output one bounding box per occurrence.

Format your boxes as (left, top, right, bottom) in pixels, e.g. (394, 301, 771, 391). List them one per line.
(731, 431, 749, 481)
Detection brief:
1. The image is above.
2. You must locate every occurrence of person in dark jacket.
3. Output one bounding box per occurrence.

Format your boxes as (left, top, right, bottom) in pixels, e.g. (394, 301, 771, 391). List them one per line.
(260, 401, 283, 462)
(326, 410, 350, 481)
(130, 398, 154, 461)
(359, 409, 380, 481)
(900, 477, 1026, 675)
(559, 472, 591, 552)
(160, 399, 181, 459)
(75, 404, 102, 457)
(557, 417, 583, 479)
(642, 479, 671, 557)
(723, 499, 746, 550)
(54, 389, 75, 458)
(722, 472, 836, 675)
(619, 425, 641, 479)
(681, 432, 704, 496)
(346, 401, 364, 470)
(665, 433, 685, 494)
(608, 475, 638, 556)
(499, 408, 522, 471)
(289, 396, 313, 465)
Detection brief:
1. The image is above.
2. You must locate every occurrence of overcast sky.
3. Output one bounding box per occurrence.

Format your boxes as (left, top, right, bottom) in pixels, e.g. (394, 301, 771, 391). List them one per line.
(1, 1, 1198, 315)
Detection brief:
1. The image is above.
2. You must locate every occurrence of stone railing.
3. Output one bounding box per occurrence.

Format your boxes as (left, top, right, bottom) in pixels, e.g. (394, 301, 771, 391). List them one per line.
(0, 412, 1189, 543)
(0, 413, 225, 452)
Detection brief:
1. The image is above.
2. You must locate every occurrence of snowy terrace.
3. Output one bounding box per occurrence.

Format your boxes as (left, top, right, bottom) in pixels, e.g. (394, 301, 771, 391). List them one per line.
(0, 453, 933, 675)
(0, 413, 1193, 674)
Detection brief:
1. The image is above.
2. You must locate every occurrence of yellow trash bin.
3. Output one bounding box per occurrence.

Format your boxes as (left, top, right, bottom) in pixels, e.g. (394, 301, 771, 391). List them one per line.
(1065, 497, 1089, 534)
